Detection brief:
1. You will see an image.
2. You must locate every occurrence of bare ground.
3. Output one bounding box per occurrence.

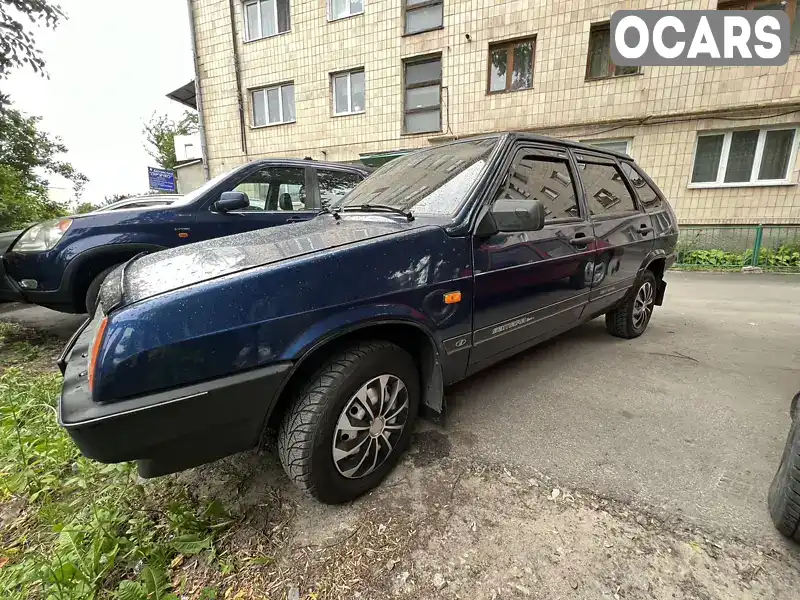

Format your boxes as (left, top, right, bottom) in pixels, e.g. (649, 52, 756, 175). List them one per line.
(173, 427, 800, 600)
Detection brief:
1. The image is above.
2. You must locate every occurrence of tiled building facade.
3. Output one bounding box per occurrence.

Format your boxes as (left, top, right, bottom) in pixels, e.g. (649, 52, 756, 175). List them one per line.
(188, 0, 800, 224)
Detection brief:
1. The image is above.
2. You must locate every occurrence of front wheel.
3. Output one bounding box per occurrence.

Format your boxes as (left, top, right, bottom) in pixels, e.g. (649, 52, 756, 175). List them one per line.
(605, 271, 657, 339)
(277, 340, 420, 504)
(85, 266, 119, 315)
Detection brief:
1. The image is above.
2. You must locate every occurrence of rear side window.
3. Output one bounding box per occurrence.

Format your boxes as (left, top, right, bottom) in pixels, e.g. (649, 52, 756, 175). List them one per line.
(621, 163, 662, 211)
(578, 161, 638, 216)
(317, 169, 364, 206)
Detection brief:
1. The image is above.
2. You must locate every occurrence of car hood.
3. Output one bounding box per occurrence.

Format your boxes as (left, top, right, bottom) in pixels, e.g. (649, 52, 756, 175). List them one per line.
(119, 215, 427, 305)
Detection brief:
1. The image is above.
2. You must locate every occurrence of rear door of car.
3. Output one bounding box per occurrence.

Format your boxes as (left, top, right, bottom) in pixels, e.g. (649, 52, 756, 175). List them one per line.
(572, 150, 655, 316)
(468, 143, 596, 372)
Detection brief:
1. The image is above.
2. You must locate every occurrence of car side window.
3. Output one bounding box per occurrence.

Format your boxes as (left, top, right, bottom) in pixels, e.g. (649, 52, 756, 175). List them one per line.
(494, 151, 581, 222)
(230, 167, 306, 211)
(621, 162, 662, 211)
(317, 170, 363, 207)
(578, 161, 638, 216)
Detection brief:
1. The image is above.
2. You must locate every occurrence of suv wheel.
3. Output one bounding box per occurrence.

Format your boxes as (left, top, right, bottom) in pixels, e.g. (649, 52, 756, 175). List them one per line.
(85, 266, 118, 315)
(768, 392, 800, 541)
(277, 340, 420, 504)
(605, 270, 657, 339)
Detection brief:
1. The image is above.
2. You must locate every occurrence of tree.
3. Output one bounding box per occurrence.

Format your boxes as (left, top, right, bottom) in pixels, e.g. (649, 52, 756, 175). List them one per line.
(0, 1, 64, 85)
(0, 106, 87, 230)
(143, 111, 199, 171)
(74, 201, 96, 214)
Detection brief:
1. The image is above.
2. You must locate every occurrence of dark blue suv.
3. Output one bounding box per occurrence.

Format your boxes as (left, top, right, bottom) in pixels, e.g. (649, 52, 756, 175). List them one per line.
(1, 159, 368, 314)
(57, 134, 678, 504)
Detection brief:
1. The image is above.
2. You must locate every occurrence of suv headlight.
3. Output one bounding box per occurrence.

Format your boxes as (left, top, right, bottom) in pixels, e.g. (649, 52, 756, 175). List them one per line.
(11, 219, 73, 252)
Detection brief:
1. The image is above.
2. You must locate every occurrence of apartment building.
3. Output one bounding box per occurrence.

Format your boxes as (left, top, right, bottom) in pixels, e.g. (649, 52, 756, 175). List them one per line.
(187, 0, 800, 224)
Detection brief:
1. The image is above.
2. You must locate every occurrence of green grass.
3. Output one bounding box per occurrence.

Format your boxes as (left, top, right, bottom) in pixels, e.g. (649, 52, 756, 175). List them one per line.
(0, 335, 230, 599)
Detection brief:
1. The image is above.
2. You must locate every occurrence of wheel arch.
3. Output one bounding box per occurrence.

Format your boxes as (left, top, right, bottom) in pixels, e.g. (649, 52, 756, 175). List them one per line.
(642, 252, 667, 306)
(263, 319, 445, 434)
(65, 243, 168, 311)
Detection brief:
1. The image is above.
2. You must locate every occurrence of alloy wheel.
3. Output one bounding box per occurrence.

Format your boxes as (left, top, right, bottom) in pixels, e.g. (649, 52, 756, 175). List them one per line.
(332, 374, 410, 479)
(632, 281, 654, 330)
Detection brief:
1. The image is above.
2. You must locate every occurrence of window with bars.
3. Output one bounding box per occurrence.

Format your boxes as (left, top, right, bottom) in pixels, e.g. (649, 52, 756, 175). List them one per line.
(403, 55, 441, 134)
(244, 0, 291, 41)
(690, 127, 799, 186)
(329, 0, 363, 20)
(403, 0, 443, 35)
(718, 0, 800, 53)
(252, 83, 296, 127)
(332, 69, 365, 115)
(585, 22, 641, 80)
(487, 37, 535, 94)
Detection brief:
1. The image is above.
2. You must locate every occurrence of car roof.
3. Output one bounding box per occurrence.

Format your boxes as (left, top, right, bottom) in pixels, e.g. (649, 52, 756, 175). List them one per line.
(428, 132, 634, 161)
(245, 158, 371, 174)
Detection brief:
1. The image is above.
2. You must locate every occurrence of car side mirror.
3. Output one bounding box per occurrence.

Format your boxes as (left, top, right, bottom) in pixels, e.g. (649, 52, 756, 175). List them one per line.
(491, 198, 546, 232)
(214, 191, 249, 213)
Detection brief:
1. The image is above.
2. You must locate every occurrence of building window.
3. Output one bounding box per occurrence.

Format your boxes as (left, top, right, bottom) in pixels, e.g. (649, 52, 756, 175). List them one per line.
(332, 69, 365, 115)
(581, 139, 632, 156)
(690, 127, 798, 186)
(488, 37, 535, 94)
(586, 22, 641, 80)
(252, 83, 295, 127)
(329, 0, 363, 20)
(403, 55, 441, 134)
(404, 0, 443, 35)
(718, 0, 799, 53)
(244, 0, 291, 42)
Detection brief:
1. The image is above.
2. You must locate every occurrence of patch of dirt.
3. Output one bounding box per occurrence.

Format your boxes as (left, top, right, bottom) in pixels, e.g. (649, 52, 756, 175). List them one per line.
(0, 321, 64, 374)
(173, 440, 800, 600)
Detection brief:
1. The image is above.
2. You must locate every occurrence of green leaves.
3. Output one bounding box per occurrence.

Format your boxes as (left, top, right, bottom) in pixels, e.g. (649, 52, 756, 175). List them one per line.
(142, 111, 199, 171)
(171, 534, 212, 556)
(116, 566, 177, 600)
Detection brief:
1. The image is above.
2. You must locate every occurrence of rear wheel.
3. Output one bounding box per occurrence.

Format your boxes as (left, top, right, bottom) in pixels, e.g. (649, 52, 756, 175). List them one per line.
(277, 340, 419, 504)
(85, 266, 118, 315)
(768, 393, 800, 541)
(605, 270, 657, 339)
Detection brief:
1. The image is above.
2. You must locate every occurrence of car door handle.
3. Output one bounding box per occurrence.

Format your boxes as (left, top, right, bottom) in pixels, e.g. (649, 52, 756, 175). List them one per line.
(286, 216, 306, 222)
(569, 236, 595, 246)
(638, 226, 654, 235)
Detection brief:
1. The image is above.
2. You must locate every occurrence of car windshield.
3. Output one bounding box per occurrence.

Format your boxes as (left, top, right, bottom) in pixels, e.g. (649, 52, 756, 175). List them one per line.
(337, 137, 500, 216)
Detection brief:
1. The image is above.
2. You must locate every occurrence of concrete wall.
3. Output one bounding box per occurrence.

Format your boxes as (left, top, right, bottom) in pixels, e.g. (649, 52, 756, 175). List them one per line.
(175, 161, 205, 194)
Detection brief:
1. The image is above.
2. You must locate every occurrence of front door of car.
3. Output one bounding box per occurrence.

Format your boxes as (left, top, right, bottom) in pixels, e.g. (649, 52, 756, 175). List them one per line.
(468, 145, 596, 372)
(193, 165, 317, 240)
(572, 151, 655, 315)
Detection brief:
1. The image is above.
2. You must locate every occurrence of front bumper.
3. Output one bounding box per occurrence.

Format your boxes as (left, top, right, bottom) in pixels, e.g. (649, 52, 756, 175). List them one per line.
(58, 317, 293, 477)
(0, 256, 25, 303)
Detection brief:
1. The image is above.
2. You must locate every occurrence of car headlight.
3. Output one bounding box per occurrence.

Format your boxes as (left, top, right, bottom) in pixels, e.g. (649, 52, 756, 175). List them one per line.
(10, 219, 73, 252)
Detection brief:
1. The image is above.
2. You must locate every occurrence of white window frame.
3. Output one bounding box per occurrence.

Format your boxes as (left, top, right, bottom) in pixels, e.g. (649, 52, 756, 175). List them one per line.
(688, 126, 800, 189)
(580, 138, 632, 156)
(327, 0, 364, 21)
(331, 69, 365, 116)
(243, 0, 290, 42)
(251, 83, 295, 127)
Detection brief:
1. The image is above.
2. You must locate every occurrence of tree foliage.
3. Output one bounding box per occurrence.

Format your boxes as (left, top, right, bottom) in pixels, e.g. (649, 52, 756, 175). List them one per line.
(0, 1, 89, 232)
(143, 111, 199, 171)
(0, 1, 64, 83)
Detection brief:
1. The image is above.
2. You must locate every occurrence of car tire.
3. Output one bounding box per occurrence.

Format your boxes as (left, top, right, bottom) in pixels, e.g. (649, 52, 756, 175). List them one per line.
(85, 266, 118, 315)
(605, 270, 657, 339)
(277, 340, 420, 504)
(768, 393, 800, 541)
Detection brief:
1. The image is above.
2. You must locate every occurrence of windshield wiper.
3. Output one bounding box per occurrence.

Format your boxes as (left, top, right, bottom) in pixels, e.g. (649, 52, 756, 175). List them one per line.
(341, 204, 414, 222)
(317, 204, 341, 220)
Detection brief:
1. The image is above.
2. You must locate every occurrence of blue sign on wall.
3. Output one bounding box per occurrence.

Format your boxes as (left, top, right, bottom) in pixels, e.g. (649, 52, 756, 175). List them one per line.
(148, 167, 177, 192)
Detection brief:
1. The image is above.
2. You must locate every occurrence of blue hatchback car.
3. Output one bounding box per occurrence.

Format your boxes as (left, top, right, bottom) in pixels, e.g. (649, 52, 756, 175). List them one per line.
(57, 134, 678, 504)
(1, 159, 368, 314)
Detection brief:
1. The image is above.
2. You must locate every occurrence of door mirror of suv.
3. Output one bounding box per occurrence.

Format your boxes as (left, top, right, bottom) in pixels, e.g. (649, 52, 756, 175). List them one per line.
(492, 198, 546, 232)
(214, 191, 250, 213)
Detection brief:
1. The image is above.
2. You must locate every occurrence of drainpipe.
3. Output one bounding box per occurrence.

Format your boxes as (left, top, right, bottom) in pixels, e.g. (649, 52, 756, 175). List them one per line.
(185, 0, 211, 180)
(227, 0, 249, 158)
